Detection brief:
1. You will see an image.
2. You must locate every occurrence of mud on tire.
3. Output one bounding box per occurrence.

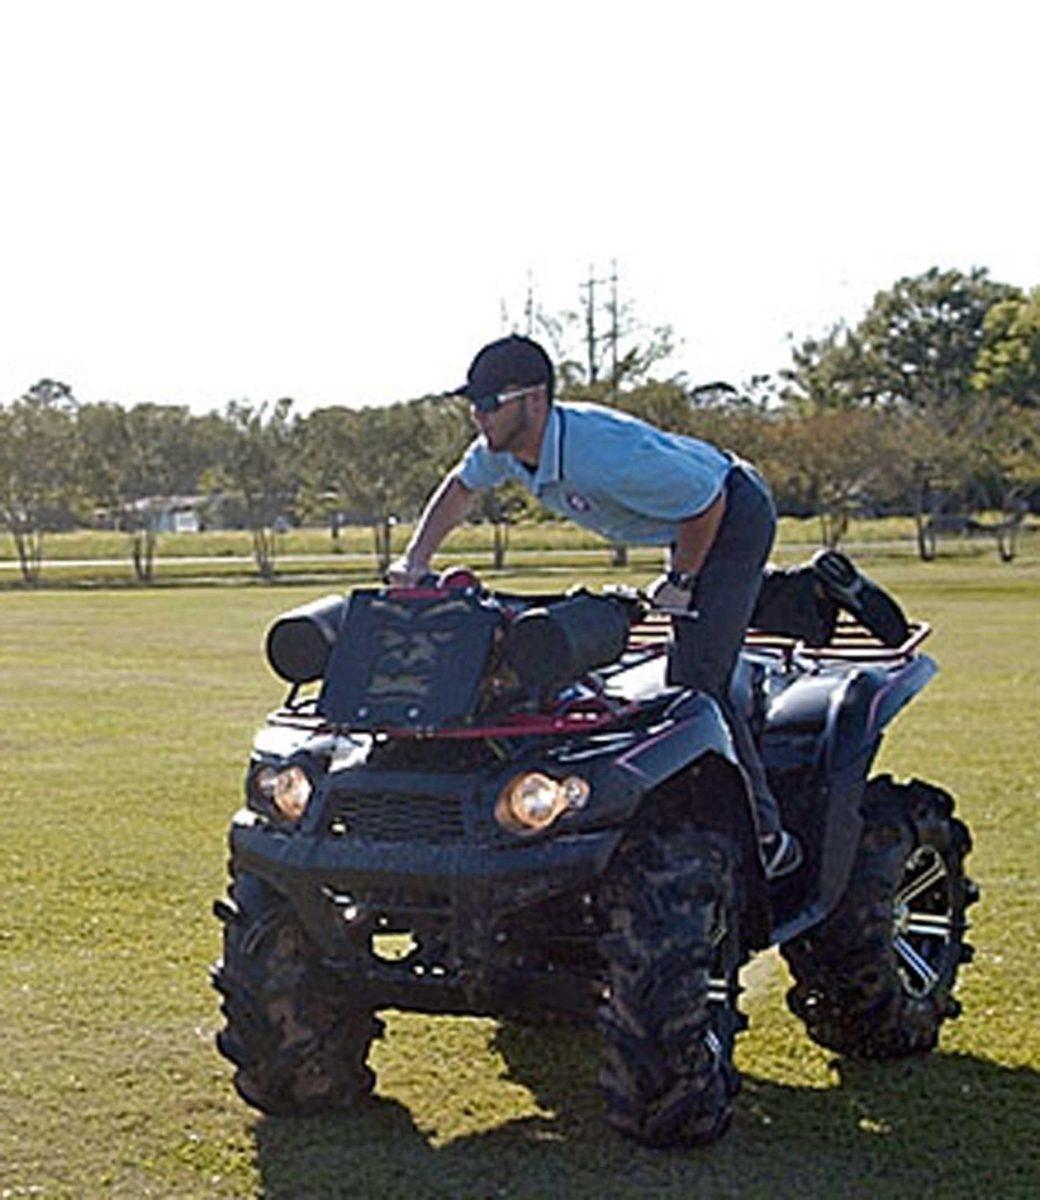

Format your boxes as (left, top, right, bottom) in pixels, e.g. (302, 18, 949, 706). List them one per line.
(598, 828, 745, 1147)
(782, 775, 978, 1058)
(212, 872, 383, 1115)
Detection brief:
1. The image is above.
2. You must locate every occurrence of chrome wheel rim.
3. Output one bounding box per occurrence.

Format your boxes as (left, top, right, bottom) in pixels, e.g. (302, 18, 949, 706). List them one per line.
(892, 845, 955, 998)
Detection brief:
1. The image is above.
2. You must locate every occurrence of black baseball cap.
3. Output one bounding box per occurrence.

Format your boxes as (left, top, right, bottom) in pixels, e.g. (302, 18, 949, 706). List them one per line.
(453, 334, 555, 404)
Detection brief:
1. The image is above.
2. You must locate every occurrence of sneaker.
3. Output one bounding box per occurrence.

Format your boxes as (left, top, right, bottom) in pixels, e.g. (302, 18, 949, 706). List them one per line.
(810, 550, 910, 647)
(761, 830, 803, 880)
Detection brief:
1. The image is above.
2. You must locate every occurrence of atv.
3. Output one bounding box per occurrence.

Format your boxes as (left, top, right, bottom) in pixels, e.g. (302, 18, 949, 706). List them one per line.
(212, 567, 978, 1146)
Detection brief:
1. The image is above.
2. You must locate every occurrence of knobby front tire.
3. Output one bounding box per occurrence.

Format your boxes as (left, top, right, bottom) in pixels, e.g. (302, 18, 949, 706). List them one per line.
(212, 871, 383, 1115)
(598, 828, 746, 1147)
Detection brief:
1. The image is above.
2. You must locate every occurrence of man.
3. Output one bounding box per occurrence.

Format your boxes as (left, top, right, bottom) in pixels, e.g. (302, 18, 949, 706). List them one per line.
(388, 334, 904, 879)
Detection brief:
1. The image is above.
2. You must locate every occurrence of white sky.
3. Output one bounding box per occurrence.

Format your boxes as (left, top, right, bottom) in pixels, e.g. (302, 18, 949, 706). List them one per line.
(1, 0, 1037, 413)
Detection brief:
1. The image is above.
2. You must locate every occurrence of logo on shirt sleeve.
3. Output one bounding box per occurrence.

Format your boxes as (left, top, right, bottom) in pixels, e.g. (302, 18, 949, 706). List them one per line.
(566, 492, 592, 513)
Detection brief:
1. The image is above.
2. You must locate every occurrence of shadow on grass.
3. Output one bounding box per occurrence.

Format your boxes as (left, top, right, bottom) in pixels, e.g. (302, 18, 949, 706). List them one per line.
(252, 1023, 1040, 1199)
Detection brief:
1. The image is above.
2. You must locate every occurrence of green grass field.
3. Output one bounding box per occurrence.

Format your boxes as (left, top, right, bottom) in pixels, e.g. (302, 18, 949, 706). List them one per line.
(1, 555, 1038, 1198)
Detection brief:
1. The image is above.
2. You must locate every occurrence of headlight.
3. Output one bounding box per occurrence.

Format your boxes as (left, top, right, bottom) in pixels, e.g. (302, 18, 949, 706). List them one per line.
(495, 771, 590, 834)
(254, 764, 313, 821)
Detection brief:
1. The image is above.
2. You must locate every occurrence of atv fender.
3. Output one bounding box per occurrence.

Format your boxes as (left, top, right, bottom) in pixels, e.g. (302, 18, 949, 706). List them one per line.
(608, 691, 769, 946)
(762, 654, 937, 777)
(764, 654, 938, 944)
(613, 691, 741, 786)
(827, 655, 938, 774)
(541, 691, 751, 837)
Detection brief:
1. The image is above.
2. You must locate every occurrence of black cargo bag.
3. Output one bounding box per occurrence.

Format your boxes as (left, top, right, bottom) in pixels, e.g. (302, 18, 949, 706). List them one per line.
(318, 589, 503, 730)
(750, 565, 837, 646)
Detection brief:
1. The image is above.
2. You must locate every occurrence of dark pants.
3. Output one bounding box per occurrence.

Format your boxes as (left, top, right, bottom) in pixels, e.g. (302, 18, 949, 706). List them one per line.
(667, 463, 781, 838)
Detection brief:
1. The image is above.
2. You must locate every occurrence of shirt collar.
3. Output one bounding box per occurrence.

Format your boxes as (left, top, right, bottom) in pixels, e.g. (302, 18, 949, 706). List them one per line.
(530, 405, 563, 492)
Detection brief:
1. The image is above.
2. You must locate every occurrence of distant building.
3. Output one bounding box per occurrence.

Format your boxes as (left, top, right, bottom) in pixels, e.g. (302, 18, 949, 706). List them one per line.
(123, 495, 205, 533)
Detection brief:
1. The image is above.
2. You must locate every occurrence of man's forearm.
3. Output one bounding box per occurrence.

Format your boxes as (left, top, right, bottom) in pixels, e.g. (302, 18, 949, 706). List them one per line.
(402, 473, 475, 569)
(673, 490, 726, 574)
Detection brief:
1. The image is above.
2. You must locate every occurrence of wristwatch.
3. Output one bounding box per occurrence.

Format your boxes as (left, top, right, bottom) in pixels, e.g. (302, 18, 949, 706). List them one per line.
(666, 567, 698, 589)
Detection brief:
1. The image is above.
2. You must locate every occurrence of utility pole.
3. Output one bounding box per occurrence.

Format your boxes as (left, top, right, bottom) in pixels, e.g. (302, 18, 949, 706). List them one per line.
(582, 264, 598, 383)
(524, 270, 534, 337)
(609, 259, 619, 400)
(581, 262, 621, 388)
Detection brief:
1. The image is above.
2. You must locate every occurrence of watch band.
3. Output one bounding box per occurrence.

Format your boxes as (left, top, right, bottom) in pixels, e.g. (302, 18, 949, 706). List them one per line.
(666, 567, 697, 589)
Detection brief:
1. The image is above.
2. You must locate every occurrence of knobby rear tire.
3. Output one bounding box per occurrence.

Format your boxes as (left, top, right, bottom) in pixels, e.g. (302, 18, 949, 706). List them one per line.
(782, 775, 978, 1058)
(212, 871, 383, 1115)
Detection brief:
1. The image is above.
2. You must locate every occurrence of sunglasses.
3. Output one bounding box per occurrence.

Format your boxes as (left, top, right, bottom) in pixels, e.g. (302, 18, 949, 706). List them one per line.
(469, 385, 537, 414)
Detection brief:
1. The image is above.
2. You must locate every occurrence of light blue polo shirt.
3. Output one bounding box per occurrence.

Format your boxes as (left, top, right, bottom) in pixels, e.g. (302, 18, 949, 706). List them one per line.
(456, 401, 732, 546)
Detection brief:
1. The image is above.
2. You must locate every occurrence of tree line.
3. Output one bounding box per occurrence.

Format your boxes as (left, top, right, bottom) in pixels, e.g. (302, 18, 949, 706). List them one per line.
(1, 266, 1038, 583)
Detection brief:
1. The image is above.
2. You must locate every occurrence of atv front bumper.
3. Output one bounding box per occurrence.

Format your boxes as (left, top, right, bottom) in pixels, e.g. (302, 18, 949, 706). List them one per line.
(228, 810, 619, 1014)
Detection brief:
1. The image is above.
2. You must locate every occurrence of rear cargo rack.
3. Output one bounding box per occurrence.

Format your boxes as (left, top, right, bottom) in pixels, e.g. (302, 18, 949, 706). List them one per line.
(628, 611, 931, 667)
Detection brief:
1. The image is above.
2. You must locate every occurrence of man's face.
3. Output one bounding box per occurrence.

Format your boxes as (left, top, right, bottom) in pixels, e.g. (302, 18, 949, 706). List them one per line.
(469, 384, 541, 453)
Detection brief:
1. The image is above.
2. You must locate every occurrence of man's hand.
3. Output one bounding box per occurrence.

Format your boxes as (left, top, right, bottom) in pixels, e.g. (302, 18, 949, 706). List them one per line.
(646, 572, 696, 614)
(385, 556, 429, 587)
(385, 473, 474, 588)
